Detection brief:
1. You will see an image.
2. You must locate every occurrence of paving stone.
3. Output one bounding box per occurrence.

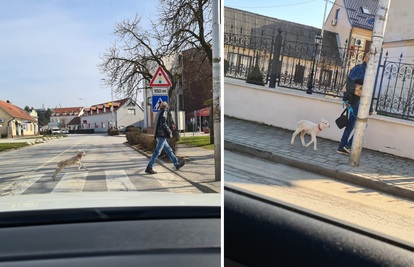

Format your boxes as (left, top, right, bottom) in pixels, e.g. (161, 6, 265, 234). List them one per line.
(225, 116, 414, 195)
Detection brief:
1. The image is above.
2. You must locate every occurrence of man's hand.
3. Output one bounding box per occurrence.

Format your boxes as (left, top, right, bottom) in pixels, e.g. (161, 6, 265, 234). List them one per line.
(369, 111, 373, 116)
(172, 125, 176, 130)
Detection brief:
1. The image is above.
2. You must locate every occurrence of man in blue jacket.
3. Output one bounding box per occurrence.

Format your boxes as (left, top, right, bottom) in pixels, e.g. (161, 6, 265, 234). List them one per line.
(145, 102, 185, 174)
(338, 55, 373, 155)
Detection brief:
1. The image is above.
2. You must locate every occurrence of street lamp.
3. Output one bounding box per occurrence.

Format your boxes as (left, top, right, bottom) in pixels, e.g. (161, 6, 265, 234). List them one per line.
(306, 35, 322, 94)
(79, 98, 87, 108)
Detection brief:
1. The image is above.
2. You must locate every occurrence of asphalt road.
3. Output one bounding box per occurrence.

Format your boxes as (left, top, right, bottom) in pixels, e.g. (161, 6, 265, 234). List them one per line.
(224, 150, 414, 245)
(0, 134, 202, 196)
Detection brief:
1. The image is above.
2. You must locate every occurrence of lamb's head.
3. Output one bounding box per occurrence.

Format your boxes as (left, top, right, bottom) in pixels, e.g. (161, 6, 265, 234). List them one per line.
(320, 118, 330, 129)
(77, 150, 86, 157)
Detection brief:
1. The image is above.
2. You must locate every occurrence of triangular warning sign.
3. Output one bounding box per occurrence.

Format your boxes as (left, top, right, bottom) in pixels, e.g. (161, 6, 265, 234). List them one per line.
(149, 66, 172, 87)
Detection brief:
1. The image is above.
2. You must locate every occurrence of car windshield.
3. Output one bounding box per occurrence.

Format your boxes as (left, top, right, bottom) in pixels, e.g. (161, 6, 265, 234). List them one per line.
(223, 1, 414, 246)
(0, 0, 219, 215)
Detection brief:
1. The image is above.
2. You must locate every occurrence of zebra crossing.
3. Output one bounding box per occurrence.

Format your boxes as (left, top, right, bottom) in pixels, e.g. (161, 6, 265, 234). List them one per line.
(0, 169, 202, 196)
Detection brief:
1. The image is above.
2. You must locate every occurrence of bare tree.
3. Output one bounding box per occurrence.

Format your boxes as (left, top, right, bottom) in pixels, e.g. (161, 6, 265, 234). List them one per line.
(98, 0, 212, 100)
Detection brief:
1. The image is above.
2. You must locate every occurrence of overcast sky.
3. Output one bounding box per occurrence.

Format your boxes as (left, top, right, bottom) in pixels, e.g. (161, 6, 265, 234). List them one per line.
(0, 0, 157, 110)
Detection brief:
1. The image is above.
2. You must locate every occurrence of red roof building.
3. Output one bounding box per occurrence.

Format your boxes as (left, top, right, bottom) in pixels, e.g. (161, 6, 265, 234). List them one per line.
(0, 100, 38, 138)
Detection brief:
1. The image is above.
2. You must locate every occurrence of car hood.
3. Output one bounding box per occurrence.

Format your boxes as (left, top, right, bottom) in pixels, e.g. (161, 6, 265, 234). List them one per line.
(0, 192, 221, 213)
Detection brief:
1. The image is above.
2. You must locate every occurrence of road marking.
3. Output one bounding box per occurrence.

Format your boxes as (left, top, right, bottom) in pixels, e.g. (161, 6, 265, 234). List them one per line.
(0, 169, 34, 175)
(0, 174, 44, 196)
(36, 138, 87, 171)
(105, 170, 137, 192)
(52, 172, 88, 193)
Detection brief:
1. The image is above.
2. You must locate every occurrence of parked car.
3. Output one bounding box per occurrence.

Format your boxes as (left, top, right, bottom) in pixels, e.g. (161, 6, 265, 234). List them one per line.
(52, 128, 61, 135)
(60, 129, 69, 134)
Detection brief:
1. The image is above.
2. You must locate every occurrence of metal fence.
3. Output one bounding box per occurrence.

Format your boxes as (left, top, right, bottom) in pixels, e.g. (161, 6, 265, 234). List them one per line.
(224, 31, 366, 97)
(225, 31, 414, 121)
(224, 33, 274, 80)
(372, 52, 414, 121)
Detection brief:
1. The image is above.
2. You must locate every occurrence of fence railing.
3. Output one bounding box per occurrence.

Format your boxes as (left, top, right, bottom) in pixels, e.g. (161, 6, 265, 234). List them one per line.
(225, 31, 414, 121)
(372, 52, 414, 121)
(224, 31, 366, 98)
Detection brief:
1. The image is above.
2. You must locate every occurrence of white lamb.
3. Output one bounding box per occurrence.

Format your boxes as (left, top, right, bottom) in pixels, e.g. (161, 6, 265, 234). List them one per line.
(291, 118, 330, 150)
(52, 150, 88, 181)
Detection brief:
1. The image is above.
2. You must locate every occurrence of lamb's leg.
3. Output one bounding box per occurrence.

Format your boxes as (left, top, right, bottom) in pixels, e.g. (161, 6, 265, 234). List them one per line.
(313, 134, 318, 150)
(300, 131, 306, 146)
(80, 162, 88, 171)
(52, 166, 64, 181)
(291, 129, 300, 145)
(305, 134, 314, 148)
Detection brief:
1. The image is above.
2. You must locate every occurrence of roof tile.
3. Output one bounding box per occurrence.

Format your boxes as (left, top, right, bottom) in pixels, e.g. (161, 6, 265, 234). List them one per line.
(344, 0, 378, 31)
(0, 100, 37, 122)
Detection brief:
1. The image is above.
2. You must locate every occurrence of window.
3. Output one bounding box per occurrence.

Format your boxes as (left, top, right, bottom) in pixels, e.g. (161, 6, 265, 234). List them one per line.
(320, 69, 332, 87)
(228, 53, 252, 75)
(335, 9, 340, 19)
(361, 7, 370, 14)
(294, 64, 306, 83)
(89, 123, 91, 129)
(102, 122, 105, 128)
(95, 123, 99, 128)
(128, 109, 136, 115)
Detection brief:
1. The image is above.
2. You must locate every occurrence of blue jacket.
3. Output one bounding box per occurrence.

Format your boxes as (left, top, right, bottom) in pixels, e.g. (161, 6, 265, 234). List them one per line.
(344, 62, 366, 106)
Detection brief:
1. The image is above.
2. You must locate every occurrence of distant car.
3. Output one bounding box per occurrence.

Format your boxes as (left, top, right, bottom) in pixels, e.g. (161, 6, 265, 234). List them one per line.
(60, 129, 69, 134)
(52, 128, 61, 135)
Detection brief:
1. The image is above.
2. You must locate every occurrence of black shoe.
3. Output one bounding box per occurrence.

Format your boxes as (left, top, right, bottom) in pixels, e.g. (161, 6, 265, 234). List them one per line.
(176, 160, 185, 170)
(344, 145, 351, 153)
(145, 166, 157, 174)
(337, 147, 350, 155)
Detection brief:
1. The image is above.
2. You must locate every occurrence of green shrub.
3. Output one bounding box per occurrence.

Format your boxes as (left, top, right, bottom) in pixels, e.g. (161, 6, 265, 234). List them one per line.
(126, 131, 141, 145)
(246, 64, 265, 85)
(127, 132, 177, 156)
(0, 134, 7, 139)
(39, 131, 49, 136)
(108, 129, 120, 136)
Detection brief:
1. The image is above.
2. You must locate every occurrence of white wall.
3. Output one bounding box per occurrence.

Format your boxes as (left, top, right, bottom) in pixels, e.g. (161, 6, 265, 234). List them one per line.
(116, 99, 144, 130)
(384, 0, 414, 43)
(80, 99, 144, 132)
(225, 78, 414, 160)
(80, 113, 114, 133)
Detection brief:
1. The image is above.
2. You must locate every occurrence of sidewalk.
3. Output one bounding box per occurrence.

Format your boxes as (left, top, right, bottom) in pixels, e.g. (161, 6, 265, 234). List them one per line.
(175, 143, 220, 193)
(224, 116, 414, 201)
(125, 142, 220, 193)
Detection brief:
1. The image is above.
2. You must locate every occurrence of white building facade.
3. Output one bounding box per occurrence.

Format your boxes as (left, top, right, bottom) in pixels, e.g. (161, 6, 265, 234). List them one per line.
(80, 98, 144, 133)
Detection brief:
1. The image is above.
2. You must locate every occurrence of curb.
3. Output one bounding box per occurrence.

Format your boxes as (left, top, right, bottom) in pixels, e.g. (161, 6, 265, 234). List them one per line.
(224, 140, 414, 202)
(124, 142, 219, 194)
